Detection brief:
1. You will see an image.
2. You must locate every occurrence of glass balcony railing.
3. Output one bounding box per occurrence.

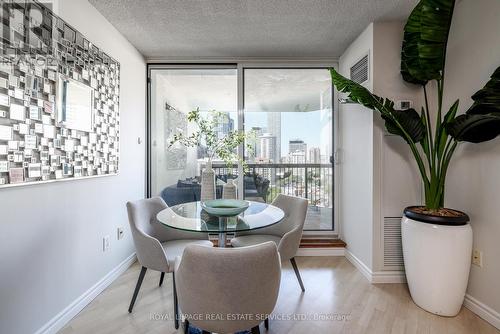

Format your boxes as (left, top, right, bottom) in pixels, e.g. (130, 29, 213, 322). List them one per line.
(211, 162, 333, 230)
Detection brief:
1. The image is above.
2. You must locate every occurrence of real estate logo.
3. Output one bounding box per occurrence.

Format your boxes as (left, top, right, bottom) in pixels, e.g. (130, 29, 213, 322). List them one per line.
(1, 1, 104, 70)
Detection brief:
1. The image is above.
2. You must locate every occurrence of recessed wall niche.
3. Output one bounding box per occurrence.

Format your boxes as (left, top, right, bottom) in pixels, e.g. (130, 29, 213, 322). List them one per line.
(0, 0, 120, 187)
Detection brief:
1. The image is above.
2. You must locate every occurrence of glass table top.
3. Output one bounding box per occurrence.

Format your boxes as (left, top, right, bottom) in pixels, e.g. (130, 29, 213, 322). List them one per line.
(157, 200, 285, 233)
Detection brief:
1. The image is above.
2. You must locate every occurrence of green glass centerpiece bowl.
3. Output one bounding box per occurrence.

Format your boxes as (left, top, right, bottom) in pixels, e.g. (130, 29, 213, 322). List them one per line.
(201, 199, 250, 217)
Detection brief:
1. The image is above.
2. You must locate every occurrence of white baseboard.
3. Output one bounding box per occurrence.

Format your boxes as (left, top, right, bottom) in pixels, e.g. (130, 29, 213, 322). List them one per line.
(371, 270, 406, 283)
(464, 294, 500, 330)
(35, 253, 136, 334)
(296, 247, 345, 256)
(344, 250, 406, 283)
(344, 249, 373, 282)
(345, 250, 499, 329)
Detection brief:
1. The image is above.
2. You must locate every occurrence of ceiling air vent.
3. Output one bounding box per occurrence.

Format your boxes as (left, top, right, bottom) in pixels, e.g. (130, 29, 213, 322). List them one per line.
(383, 217, 404, 270)
(350, 54, 369, 84)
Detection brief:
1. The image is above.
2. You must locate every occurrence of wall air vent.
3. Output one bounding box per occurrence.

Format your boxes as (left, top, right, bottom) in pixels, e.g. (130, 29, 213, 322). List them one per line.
(350, 54, 369, 84)
(383, 217, 404, 270)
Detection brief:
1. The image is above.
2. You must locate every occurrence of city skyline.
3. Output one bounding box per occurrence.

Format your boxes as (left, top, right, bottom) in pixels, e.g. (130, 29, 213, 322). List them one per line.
(206, 111, 331, 160)
(245, 110, 330, 158)
(196, 110, 332, 163)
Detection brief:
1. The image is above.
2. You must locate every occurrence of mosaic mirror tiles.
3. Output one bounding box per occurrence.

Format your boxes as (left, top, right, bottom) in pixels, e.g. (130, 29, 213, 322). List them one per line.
(0, 0, 120, 186)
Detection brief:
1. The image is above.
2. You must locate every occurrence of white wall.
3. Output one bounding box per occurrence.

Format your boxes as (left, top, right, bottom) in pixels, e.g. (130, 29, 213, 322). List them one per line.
(338, 23, 374, 269)
(443, 0, 500, 318)
(0, 1, 146, 333)
(372, 22, 423, 272)
(339, 22, 423, 273)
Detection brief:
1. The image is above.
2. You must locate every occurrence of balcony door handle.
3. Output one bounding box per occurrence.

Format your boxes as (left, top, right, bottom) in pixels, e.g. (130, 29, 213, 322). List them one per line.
(332, 150, 342, 165)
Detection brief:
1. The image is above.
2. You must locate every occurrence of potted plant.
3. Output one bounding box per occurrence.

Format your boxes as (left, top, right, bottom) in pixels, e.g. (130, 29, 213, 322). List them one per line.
(329, 0, 500, 316)
(169, 108, 254, 201)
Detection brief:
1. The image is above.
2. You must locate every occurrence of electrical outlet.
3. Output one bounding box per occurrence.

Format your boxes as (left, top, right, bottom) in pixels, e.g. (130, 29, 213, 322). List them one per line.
(103, 235, 110, 252)
(117, 227, 124, 240)
(472, 249, 483, 267)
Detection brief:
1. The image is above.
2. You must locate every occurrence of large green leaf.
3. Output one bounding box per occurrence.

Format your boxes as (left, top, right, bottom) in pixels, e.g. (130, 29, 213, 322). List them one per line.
(447, 113, 500, 143)
(401, 0, 456, 85)
(467, 66, 500, 115)
(447, 66, 500, 143)
(382, 109, 426, 144)
(329, 68, 391, 113)
(330, 68, 425, 143)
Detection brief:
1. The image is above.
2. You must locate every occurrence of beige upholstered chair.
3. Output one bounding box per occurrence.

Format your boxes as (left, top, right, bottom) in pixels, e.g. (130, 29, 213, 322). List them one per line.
(175, 242, 281, 334)
(126, 197, 212, 328)
(231, 194, 308, 291)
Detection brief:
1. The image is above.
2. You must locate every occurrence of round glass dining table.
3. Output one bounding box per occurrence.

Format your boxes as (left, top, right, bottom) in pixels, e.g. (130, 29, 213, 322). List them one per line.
(157, 200, 285, 247)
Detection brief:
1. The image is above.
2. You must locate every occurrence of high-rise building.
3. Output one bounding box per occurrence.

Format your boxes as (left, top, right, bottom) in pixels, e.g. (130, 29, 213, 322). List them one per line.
(259, 133, 276, 162)
(214, 112, 234, 139)
(289, 139, 307, 155)
(247, 126, 263, 161)
(309, 147, 321, 163)
(267, 112, 281, 161)
(252, 126, 263, 136)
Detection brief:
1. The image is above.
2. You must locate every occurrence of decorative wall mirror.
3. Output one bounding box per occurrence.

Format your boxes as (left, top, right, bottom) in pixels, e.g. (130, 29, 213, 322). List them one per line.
(0, 0, 120, 188)
(56, 75, 94, 132)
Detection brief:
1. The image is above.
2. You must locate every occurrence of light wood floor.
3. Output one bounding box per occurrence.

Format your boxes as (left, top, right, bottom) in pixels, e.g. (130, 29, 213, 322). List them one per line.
(60, 257, 499, 334)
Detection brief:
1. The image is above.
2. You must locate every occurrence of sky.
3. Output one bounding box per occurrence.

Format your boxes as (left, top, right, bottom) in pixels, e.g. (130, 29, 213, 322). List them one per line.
(244, 111, 329, 156)
(220, 109, 332, 158)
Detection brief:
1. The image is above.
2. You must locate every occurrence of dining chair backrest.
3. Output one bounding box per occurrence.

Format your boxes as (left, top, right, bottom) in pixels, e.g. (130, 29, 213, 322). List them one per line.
(175, 242, 281, 333)
(127, 197, 168, 240)
(126, 197, 170, 272)
(128, 197, 210, 242)
(233, 194, 308, 261)
(127, 197, 211, 272)
(269, 194, 308, 236)
(270, 194, 308, 261)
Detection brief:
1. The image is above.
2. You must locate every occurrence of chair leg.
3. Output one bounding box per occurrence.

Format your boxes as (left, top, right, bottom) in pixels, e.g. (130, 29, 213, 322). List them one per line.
(173, 272, 179, 329)
(251, 325, 261, 334)
(264, 318, 269, 330)
(290, 258, 305, 292)
(128, 266, 147, 313)
(159, 272, 165, 287)
(183, 320, 189, 334)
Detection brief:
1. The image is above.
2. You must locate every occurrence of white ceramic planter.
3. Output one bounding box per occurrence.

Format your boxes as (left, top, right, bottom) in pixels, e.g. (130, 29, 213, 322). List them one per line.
(401, 215, 472, 316)
(201, 159, 216, 201)
(222, 178, 237, 199)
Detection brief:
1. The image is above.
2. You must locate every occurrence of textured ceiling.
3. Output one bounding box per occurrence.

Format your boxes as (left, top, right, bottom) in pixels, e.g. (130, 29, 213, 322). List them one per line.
(89, 0, 418, 60)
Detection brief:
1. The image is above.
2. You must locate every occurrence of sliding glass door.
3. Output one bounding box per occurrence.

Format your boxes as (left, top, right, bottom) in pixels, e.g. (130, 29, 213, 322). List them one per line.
(148, 67, 238, 199)
(148, 65, 334, 231)
(243, 68, 333, 230)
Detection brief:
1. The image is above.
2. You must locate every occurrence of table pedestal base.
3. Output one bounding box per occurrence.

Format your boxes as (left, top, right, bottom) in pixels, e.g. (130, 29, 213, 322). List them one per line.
(218, 217, 227, 248)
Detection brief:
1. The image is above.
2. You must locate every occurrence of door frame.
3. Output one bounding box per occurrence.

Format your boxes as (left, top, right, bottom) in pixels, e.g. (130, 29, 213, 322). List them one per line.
(146, 61, 339, 236)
